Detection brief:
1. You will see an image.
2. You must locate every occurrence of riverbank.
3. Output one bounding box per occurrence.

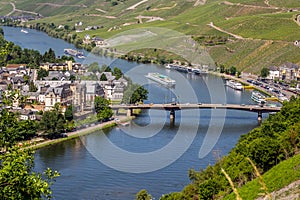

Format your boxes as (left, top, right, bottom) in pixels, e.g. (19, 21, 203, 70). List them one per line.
(28, 115, 134, 150)
(209, 71, 294, 102)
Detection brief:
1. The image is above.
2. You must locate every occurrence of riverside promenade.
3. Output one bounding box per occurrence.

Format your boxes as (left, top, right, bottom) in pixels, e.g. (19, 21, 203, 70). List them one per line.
(27, 116, 131, 150)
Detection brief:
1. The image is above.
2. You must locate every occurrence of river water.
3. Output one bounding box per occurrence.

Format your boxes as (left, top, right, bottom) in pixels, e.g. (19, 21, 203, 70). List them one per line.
(2, 26, 263, 200)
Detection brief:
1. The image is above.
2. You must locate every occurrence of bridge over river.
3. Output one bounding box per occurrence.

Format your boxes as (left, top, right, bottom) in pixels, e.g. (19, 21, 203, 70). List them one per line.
(110, 103, 281, 124)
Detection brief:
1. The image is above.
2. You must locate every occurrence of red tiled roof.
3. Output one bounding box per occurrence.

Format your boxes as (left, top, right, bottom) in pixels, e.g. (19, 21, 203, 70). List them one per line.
(6, 64, 26, 69)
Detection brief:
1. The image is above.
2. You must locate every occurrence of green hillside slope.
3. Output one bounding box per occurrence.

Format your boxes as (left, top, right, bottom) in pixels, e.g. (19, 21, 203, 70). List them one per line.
(224, 153, 300, 199)
(2, 0, 300, 72)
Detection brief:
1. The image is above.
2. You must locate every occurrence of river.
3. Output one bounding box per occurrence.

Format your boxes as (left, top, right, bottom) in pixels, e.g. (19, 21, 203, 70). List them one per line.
(2, 26, 263, 200)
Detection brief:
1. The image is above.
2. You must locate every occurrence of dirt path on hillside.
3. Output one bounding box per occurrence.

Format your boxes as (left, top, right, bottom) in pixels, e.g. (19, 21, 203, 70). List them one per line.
(208, 22, 244, 39)
(136, 15, 164, 23)
(223, 1, 281, 10)
(6, 2, 15, 16)
(95, 8, 107, 13)
(126, 0, 149, 10)
(150, 2, 177, 11)
(36, 3, 87, 8)
(7, 2, 41, 16)
(194, 0, 207, 6)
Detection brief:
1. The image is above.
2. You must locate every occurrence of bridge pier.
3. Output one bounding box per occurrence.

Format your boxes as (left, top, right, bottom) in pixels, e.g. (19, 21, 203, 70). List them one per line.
(127, 108, 133, 117)
(170, 109, 175, 125)
(258, 111, 262, 123)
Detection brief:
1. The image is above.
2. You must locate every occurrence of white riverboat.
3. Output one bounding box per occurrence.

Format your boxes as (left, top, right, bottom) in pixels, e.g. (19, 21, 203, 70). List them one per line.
(21, 29, 28, 34)
(165, 64, 207, 75)
(146, 73, 176, 87)
(251, 91, 266, 104)
(226, 80, 243, 90)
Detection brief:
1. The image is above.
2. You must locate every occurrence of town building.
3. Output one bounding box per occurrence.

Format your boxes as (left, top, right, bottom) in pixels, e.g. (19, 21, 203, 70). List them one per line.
(44, 83, 73, 111)
(267, 66, 280, 80)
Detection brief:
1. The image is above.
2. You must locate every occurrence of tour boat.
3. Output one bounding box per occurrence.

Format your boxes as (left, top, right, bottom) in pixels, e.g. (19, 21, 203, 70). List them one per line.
(64, 48, 84, 58)
(226, 80, 243, 90)
(146, 73, 176, 87)
(251, 91, 266, 104)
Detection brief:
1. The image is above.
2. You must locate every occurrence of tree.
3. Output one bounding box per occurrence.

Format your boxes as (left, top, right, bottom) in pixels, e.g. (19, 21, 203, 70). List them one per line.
(219, 64, 225, 73)
(29, 81, 38, 92)
(65, 105, 73, 121)
(43, 48, 56, 62)
(39, 104, 66, 138)
(136, 189, 152, 200)
(0, 146, 60, 199)
(113, 67, 123, 80)
(88, 62, 101, 73)
(260, 67, 270, 78)
(100, 73, 107, 81)
(69, 74, 76, 81)
(122, 84, 148, 104)
(229, 66, 237, 76)
(104, 65, 112, 72)
(94, 96, 113, 121)
(37, 68, 49, 80)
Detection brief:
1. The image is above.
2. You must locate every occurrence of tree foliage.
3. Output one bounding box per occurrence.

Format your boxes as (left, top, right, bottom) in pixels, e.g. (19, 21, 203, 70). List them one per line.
(113, 67, 123, 80)
(65, 105, 73, 121)
(94, 96, 113, 121)
(260, 67, 270, 78)
(0, 146, 60, 200)
(0, 86, 59, 199)
(39, 104, 65, 138)
(0, 90, 38, 148)
(122, 84, 148, 104)
(37, 68, 49, 80)
(136, 189, 152, 200)
(100, 73, 108, 81)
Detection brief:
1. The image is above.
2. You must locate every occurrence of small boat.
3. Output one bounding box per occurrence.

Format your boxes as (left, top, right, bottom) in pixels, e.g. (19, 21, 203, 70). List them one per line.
(251, 91, 266, 104)
(187, 67, 193, 73)
(165, 64, 172, 69)
(226, 80, 243, 90)
(146, 72, 176, 87)
(192, 68, 201, 75)
(21, 29, 28, 34)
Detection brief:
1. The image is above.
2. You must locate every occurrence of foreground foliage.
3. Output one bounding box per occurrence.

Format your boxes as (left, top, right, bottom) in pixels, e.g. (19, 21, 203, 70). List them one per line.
(0, 147, 60, 200)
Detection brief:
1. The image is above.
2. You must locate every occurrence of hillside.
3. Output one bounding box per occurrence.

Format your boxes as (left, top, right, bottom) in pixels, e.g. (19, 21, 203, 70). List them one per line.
(2, 0, 300, 72)
(224, 153, 300, 200)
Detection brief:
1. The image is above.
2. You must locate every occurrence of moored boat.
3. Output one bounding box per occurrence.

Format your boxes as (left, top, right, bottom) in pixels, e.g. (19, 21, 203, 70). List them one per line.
(145, 73, 176, 87)
(251, 91, 266, 104)
(64, 48, 84, 58)
(226, 80, 243, 90)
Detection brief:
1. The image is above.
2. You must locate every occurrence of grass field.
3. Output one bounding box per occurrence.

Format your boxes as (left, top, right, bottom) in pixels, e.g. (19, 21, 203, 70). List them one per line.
(0, 2, 12, 16)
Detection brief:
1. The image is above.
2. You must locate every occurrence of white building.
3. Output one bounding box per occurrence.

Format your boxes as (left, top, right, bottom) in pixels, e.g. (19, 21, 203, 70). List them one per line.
(267, 66, 280, 80)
